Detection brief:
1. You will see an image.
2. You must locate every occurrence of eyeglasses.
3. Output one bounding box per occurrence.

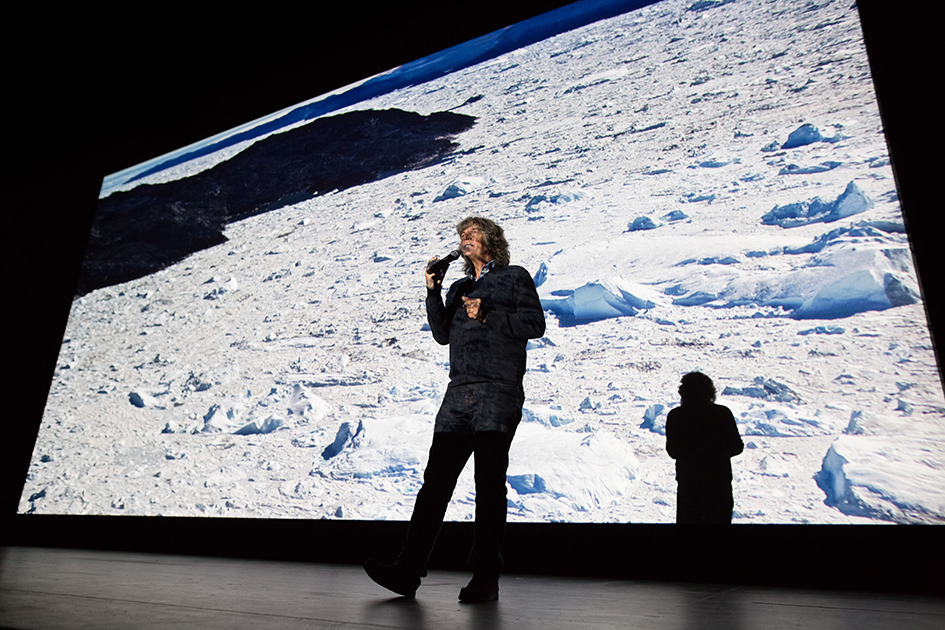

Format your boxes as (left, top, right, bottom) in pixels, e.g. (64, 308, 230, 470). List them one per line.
(460, 227, 482, 241)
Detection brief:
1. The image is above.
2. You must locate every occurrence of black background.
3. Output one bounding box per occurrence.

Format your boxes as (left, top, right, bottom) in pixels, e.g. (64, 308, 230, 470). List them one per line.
(2, 1, 942, 595)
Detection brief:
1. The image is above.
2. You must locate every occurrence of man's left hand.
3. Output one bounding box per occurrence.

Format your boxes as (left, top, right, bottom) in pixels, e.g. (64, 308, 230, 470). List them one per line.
(462, 296, 487, 323)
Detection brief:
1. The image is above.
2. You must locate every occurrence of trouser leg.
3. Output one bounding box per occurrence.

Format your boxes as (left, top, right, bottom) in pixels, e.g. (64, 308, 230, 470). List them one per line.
(676, 482, 734, 524)
(705, 484, 734, 524)
(468, 431, 514, 577)
(676, 482, 698, 525)
(400, 432, 474, 576)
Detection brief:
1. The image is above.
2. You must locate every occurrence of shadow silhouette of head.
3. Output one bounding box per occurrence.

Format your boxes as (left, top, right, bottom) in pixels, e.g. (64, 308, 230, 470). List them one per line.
(679, 371, 716, 405)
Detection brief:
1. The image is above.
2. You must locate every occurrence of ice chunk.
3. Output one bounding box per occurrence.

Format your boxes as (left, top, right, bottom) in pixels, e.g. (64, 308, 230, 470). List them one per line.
(698, 256, 739, 265)
(526, 190, 584, 213)
(627, 216, 659, 231)
(507, 473, 548, 495)
(761, 182, 873, 228)
(698, 159, 731, 168)
(722, 377, 800, 403)
(321, 420, 364, 460)
(287, 384, 330, 423)
(541, 277, 660, 324)
(526, 336, 557, 350)
(129, 391, 156, 408)
(762, 196, 833, 228)
(844, 410, 867, 435)
(783, 223, 891, 255)
(434, 177, 485, 201)
(662, 210, 689, 222)
(816, 436, 945, 523)
(316, 414, 432, 484)
(533, 262, 549, 287)
(202, 276, 238, 300)
(830, 181, 874, 222)
(781, 123, 824, 149)
(710, 229, 918, 315)
(235, 415, 285, 435)
(896, 399, 914, 416)
(798, 325, 845, 335)
(793, 270, 917, 319)
(608, 277, 663, 310)
(779, 161, 841, 175)
(736, 404, 836, 437)
(202, 403, 245, 433)
(640, 403, 673, 435)
(883, 273, 921, 307)
(523, 405, 575, 427)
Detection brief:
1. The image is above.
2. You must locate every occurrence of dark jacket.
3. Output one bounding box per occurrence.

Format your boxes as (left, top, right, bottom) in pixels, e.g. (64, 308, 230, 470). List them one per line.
(426, 264, 546, 387)
(666, 403, 744, 485)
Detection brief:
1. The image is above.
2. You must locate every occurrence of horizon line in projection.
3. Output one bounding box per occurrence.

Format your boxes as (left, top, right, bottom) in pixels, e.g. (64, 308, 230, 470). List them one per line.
(103, 0, 659, 195)
(18, 0, 945, 525)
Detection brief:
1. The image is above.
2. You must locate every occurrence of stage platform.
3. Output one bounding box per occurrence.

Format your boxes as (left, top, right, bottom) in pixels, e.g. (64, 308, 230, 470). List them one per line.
(1, 546, 943, 629)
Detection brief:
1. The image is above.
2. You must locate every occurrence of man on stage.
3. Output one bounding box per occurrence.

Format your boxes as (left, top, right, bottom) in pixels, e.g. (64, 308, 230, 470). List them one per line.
(365, 216, 546, 602)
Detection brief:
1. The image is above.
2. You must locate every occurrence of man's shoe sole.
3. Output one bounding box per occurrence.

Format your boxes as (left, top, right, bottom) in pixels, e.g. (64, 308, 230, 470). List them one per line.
(458, 585, 498, 603)
(364, 559, 419, 598)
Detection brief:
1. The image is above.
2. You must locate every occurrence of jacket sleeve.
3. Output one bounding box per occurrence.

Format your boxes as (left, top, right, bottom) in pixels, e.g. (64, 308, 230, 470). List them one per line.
(483, 267, 546, 341)
(426, 287, 450, 345)
(665, 409, 680, 460)
(426, 281, 467, 345)
(721, 406, 744, 458)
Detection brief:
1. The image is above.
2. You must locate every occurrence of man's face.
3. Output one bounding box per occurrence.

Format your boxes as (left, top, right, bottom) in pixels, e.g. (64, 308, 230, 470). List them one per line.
(460, 224, 490, 263)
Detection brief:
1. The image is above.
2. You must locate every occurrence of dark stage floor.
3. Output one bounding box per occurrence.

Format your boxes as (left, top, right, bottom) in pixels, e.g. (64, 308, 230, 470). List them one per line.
(1, 546, 942, 629)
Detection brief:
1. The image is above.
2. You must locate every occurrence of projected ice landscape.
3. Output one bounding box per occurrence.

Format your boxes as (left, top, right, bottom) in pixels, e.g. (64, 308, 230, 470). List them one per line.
(19, 0, 945, 524)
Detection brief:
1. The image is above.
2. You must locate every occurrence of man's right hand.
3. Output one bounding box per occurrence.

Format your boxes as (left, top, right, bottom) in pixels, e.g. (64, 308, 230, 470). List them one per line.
(426, 257, 443, 289)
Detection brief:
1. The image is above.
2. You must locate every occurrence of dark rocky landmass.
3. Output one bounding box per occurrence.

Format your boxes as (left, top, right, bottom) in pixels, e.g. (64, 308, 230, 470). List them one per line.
(77, 109, 476, 295)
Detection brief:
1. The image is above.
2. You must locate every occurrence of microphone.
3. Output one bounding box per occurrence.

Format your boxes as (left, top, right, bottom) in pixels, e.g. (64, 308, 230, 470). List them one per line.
(426, 250, 461, 276)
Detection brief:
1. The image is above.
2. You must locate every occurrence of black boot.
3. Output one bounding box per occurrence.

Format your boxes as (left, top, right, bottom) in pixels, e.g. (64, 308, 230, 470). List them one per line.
(364, 558, 421, 598)
(458, 573, 499, 603)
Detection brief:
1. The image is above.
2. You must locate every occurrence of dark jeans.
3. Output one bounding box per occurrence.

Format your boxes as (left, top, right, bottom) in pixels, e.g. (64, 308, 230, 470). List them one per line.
(434, 381, 524, 433)
(400, 430, 515, 577)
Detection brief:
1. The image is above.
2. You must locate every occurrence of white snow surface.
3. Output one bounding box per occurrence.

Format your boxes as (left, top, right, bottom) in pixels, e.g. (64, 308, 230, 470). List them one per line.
(19, 0, 945, 523)
(508, 423, 639, 520)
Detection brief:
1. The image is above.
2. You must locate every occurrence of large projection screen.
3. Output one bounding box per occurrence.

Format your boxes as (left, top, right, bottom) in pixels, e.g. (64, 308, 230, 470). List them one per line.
(18, 0, 945, 525)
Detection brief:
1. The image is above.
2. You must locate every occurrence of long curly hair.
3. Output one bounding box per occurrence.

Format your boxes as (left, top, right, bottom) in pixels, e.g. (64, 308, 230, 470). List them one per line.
(678, 372, 717, 405)
(456, 216, 510, 274)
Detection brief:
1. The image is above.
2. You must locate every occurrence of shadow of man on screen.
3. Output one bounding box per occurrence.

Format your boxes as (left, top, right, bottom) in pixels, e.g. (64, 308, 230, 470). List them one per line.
(666, 372, 744, 524)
